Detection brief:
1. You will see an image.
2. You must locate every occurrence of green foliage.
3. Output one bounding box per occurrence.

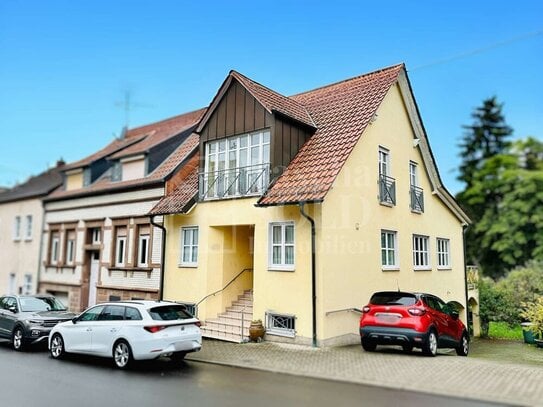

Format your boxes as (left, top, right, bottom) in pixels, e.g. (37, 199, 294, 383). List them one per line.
(478, 262, 543, 335)
(488, 322, 523, 340)
(520, 297, 543, 338)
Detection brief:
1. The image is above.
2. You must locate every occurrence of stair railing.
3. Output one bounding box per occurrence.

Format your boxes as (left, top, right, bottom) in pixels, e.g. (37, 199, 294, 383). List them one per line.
(195, 268, 253, 318)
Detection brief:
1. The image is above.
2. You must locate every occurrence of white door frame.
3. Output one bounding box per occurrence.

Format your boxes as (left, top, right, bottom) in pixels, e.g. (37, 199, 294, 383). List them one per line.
(88, 251, 100, 307)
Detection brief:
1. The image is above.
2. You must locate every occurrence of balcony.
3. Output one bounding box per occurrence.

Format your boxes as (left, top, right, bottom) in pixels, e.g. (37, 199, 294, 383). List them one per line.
(379, 174, 396, 206)
(199, 163, 270, 200)
(410, 185, 424, 213)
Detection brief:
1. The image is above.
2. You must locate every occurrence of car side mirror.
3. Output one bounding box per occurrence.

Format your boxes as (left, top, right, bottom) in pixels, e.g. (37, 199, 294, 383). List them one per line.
(72, 316, 79, 324)
(450, 310, 460, 320)
(8, 305, 17, 313)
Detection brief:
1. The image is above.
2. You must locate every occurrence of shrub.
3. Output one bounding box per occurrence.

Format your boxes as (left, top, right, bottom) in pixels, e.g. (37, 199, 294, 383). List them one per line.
(520, 297, 543, 338)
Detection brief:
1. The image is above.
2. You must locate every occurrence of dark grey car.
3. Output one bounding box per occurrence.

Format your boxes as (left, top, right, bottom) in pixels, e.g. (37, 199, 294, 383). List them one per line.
(0, 294, 76, 351)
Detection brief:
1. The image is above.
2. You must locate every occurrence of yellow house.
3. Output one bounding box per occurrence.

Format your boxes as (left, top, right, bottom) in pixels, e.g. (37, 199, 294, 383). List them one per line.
(149, 64, 471, 346)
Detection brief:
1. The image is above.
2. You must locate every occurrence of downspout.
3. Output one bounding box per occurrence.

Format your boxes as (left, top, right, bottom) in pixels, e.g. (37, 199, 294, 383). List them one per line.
(462, 224, 471, 335)
(299, 202, 317, 348)
(35, 200, 47, 294)
(151, 215, 166, 301)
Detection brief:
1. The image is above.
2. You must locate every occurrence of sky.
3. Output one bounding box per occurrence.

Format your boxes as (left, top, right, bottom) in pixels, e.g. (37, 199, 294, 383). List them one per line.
(0, 1, 542, 194)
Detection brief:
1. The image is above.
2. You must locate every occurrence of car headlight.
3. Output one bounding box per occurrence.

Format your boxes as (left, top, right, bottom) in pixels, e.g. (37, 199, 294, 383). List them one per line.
(28, 320, 45, 326)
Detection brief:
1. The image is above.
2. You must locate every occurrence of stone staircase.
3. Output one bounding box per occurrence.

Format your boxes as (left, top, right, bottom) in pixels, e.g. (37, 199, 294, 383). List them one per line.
(200, 290, 253, 343)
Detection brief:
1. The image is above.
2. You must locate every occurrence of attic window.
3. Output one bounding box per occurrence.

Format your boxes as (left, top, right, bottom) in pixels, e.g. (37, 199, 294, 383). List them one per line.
(83, 168, 91, 187)
(111, 162, 122, 182)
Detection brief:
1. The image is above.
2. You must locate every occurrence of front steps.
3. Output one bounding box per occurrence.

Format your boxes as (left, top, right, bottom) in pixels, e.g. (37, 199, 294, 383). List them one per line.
(200, 290, 253, 343)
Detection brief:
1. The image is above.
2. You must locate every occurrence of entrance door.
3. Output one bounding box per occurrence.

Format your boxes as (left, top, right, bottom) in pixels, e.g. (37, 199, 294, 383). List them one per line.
(88, 251, 100, 307)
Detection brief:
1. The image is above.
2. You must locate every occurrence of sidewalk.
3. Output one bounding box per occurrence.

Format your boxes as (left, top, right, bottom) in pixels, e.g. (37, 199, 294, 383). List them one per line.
(187, 339, 543, 407)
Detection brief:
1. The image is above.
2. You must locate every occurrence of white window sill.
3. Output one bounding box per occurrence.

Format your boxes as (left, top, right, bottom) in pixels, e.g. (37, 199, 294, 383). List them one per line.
(414, 267, 432, 272)
(266, 329, 296, 338)
(268, 266, 295, 272)
(379, 201, 395, 208)
(382, 267, 400, 272)
(437, 266, 452, 271)
(178, 264, 198, 268)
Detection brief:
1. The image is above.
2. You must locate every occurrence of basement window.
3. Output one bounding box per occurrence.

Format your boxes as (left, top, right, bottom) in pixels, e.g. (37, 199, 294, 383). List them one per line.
(266, 312, 296, 338)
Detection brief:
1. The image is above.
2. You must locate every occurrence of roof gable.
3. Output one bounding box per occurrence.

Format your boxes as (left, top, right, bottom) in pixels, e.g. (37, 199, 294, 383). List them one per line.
(196, 71, 315, 135)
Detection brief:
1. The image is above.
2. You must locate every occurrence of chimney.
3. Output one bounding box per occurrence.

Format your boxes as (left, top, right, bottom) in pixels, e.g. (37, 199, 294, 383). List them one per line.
(56, 158, 66, 167)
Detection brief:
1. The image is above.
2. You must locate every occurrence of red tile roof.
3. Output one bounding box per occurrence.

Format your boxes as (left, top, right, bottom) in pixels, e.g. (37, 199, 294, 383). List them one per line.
(257, 64, 404, 205)
(110, 108, 206, 159)
(231, 71, 315, 128)
(148, 154, 199, 215)
(46, 110, 204, 201)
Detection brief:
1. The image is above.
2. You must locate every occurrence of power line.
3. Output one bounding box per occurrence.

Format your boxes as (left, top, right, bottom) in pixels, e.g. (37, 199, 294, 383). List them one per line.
(411, 29, 543, 72)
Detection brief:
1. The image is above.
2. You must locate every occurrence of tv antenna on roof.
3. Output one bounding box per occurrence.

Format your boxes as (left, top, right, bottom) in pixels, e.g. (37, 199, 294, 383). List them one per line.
(114, 89, 153, 131)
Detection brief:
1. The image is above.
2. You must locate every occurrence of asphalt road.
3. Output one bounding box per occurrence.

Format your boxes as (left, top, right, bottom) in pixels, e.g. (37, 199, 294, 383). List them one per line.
(0, 341, 510, 407)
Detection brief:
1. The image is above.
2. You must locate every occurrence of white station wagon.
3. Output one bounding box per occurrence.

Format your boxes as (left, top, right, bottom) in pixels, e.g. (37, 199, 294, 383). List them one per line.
(49, 300, 202, 369)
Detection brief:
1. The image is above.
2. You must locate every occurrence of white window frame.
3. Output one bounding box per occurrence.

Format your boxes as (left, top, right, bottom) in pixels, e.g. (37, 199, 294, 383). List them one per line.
(180, 226, 199, 267)
(413, 234, 430, 270)
(137, 234, 150, 267)
(204, 130, 270, 198)
(13, 216, 21, 241)
(25, 215, 32, 240)
(115, 236, 127, 267)
(266, 312, 296, 338)
(23, 274, 32, 295)
(378, 147, 391, 176)
(66, 236, 76, 266)
(268, 222, 295, 271)
(51, 234, 60, 265)
(381, 230, 398, 270)
(409, 161, 418, 187)
(437, 238, 451, 269)
(91, 228, 101, 244)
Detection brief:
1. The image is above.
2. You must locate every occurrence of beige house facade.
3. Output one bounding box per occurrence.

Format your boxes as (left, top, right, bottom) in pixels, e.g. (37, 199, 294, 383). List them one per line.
(0, 163, 63, 296)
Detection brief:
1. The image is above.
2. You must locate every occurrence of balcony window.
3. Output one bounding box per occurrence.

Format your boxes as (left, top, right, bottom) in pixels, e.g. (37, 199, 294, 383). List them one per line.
(200, 130, 270, 199)
(379, 147, 395, 205)
(409, 162, 424, 213)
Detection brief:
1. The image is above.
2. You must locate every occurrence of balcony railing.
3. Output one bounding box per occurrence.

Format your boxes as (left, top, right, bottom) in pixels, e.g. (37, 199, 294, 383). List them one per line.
(379, 174, 396, 205)
(410, 185, 424, 213)
(199, 163, 270, 200)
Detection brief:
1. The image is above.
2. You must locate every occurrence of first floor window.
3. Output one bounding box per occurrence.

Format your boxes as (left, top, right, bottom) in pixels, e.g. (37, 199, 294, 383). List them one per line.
(113, 226, 127, 267)
(137, 225, 150, 267)
(413, 234, 430, 269)
(50, 232, 60, 265)
(25, 215, 32, 240)
(437, 238, 451, 268)
(65, 230, 76, 265)
(23, 274, 32, 295)
(181, 227, 198, 266)
(381, 230, 398, 269)
(13, 216, 21, 240)
(269, 222, 295, 270)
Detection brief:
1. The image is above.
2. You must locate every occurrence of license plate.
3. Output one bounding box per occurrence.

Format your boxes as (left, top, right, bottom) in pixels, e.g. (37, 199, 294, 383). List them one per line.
(376, 314, 400, 324)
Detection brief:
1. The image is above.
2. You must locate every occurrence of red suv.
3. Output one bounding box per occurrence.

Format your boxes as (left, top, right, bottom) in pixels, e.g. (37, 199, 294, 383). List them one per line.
(359, 291, 469, 357)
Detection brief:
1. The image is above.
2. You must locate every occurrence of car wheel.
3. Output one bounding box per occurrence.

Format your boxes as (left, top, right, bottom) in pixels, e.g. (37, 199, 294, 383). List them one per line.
(456, 332, 469, 356)
(361, 338, 376, 352)
(50, 334, 66, 359)
(170, 352, 187, 363)
(422, 329, 438, 357)
(12, 327, 25, 351)
(113, 340, 133, 369)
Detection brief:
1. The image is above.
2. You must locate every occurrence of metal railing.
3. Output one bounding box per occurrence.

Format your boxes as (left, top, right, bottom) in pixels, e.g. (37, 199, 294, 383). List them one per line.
(199, 164, 270, 200)
(195, 268, 253, 317)
(379, 174, 396, 205)
(410, 185, 424, 212)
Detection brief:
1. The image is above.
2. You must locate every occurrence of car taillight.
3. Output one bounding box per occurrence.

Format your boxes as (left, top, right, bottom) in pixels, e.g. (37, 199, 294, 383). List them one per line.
(408, 308, 426, 316)
(144, 325, 167, 333)
(362, 306, 371, 313)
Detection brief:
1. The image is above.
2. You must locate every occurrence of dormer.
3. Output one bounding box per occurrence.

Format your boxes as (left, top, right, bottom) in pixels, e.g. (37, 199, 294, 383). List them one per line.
(196, 71, 316, 200)
(111, 154, 147, 182)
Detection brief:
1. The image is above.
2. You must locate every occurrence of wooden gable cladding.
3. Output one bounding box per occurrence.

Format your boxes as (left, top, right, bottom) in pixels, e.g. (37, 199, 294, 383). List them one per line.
(199, 80, 273, 142)
(198, 78, 314, 177)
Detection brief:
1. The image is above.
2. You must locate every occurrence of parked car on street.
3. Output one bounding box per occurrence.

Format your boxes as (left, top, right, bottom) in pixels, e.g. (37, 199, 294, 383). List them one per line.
(49, 300, 202, 369)
(0, 294, 75, 351)
(359, 291, 469, 357)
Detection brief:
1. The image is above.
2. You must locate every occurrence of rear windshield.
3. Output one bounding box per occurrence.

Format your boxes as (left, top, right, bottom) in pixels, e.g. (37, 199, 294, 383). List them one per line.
(370, 292, 417, 306)
(149, 305, 193, 321)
